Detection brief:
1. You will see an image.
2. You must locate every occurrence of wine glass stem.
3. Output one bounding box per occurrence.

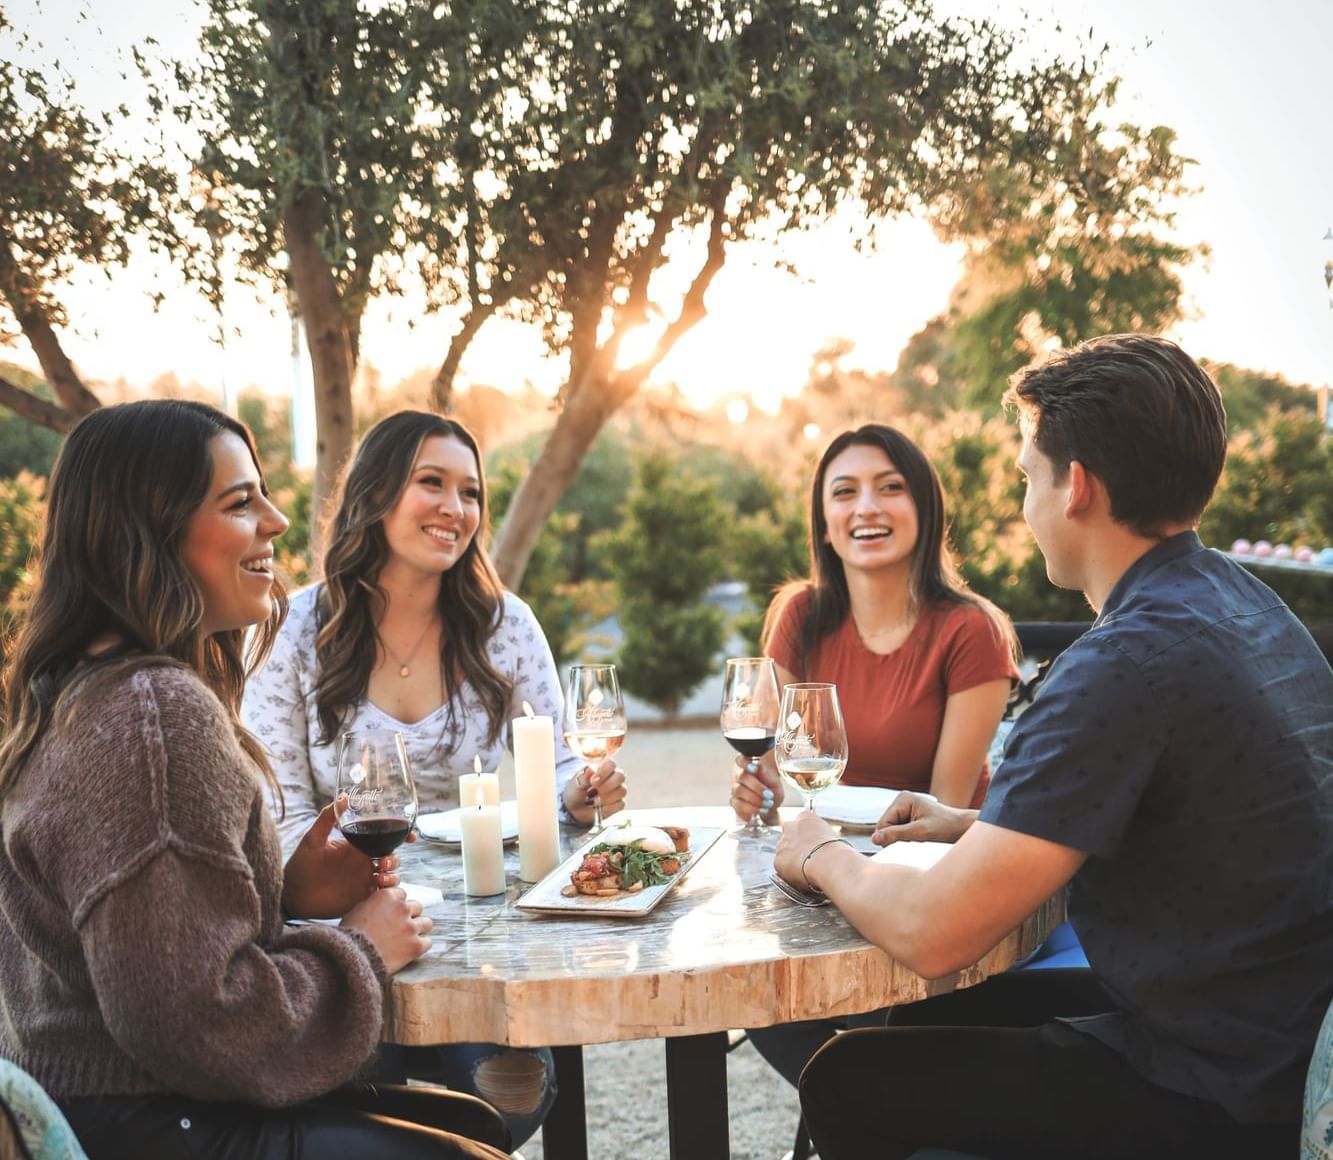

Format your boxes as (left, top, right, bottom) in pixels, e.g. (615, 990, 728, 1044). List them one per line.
(588, 766, 602, 831)
(371, 857, 381, 889)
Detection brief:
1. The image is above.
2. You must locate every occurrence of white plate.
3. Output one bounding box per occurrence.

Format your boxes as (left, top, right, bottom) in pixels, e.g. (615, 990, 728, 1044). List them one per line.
(813, 785, 935, 831)
(416, 801, 520, 845)
(516, 825, 725, 918)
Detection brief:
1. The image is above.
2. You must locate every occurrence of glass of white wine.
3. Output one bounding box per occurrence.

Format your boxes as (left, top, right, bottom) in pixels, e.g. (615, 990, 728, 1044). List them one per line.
(562, 663, 627, 834)
(775, 683, 847, 810)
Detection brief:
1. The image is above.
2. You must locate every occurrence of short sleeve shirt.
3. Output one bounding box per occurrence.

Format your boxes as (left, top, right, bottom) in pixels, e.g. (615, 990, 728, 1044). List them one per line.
(769, 592, 1018, 806)
(981, 532, 1333, 1124)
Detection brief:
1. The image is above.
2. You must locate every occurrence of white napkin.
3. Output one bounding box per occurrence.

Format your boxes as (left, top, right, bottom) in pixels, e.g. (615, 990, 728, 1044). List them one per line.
(868, 841, 953, 871)
(400, 882, 444, 909)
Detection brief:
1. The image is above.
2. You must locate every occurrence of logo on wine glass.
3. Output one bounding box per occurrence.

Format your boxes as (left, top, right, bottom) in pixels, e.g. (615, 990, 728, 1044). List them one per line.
(348, 785, 383, 812)
(573, 704, 619, 727)
(346, 761, 367, 785)
(726, 701, 761, 723)
(780, 732, 816, 759)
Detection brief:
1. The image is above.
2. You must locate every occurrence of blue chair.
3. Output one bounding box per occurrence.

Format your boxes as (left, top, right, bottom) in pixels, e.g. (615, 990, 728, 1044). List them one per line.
(1303, 992, 1333, 1159)
(0, 1061, 87, 1160)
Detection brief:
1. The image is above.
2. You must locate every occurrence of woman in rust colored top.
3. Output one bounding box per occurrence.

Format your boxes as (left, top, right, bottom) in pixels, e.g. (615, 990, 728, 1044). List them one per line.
(733, 424, 1019, 1088)
(731, 424, 1019, 824)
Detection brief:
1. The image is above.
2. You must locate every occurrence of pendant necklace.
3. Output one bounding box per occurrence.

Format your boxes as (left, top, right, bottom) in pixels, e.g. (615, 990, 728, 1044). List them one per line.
(379, 617, 438, 679)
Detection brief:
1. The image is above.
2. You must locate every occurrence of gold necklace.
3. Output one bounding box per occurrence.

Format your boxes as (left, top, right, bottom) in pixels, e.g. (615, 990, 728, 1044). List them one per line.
(378, 618, 438, 679)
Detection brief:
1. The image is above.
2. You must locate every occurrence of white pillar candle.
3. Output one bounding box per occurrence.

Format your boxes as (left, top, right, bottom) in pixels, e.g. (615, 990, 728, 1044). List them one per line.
(513, 703, 560, 881)
(459, 770, 500, 807)
(460, 784, 506, 897)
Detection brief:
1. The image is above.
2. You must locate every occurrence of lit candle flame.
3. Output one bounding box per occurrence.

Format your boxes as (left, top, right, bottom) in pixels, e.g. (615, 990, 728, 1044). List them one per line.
(473, 754, 482, 774)
(522, 701, 535, 718)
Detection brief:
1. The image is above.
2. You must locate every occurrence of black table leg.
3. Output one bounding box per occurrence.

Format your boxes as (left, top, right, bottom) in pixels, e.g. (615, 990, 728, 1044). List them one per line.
(665, 1031, 730, 1160)
(542, 1045, 588, 1160)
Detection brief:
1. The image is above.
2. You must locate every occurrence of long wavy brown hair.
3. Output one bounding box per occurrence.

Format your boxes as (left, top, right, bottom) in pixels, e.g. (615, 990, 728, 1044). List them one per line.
(762, 424, 1017, 673)
(314, 411, 511, 748)
(0, 401, 286, 797)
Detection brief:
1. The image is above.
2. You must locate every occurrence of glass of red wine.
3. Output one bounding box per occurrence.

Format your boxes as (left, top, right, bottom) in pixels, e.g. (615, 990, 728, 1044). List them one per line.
(721, 657, 780, 836)
(563, 663, 627, 835)
(335, 728, 417, 881)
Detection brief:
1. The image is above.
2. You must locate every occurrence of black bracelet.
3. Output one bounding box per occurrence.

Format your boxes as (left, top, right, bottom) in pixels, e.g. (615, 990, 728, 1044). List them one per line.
(801, 837, 852, 894)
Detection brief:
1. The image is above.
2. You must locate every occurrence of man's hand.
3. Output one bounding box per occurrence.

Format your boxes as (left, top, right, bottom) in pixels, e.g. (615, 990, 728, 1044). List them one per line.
(282, 797, 407, 919)
(773, 807, 840, 891)
(872, 791, 976, 847)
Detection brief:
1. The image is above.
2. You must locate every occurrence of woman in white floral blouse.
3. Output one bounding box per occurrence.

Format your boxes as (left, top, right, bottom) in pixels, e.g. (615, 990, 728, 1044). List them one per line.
(243, 410, 626, 1149)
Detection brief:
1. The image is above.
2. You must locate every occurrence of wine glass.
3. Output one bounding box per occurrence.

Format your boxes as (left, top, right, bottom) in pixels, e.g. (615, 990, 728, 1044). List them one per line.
(335, 728, 418, 880)
(720, 657, 781, 836)
(563, 663, 627, 835)
(775, 683, 848, 811)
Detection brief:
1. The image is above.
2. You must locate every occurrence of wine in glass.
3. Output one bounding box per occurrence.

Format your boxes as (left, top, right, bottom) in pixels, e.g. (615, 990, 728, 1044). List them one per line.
(563, 663, 627, 834)
(775, 683, 848, 811)
(336, 728, 418, 879)
(721, 657, 780, 836)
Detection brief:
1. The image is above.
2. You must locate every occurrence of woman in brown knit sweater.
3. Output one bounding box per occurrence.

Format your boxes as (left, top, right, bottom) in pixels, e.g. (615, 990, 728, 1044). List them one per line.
(0, 401, 509, 1159)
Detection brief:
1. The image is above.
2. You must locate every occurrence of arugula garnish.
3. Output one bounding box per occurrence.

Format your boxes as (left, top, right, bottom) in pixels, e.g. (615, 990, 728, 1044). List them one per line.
(587, 841, 674, 889)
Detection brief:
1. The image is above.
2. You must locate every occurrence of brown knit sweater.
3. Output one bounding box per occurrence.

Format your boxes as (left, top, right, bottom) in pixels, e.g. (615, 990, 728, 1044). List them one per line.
(0, 663, 389, 1107)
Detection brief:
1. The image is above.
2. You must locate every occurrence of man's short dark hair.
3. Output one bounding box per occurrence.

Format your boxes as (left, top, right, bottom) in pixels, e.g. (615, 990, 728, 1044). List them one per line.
(1005, 334, 1227, 537)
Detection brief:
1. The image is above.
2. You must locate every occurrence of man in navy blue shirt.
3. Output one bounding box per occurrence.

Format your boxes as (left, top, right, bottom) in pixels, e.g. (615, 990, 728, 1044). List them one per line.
(776, 334, 1333, 1159)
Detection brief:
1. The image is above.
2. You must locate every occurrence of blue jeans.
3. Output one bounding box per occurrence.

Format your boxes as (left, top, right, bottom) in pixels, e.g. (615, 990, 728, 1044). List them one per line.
(377, 1043, 556, 1150)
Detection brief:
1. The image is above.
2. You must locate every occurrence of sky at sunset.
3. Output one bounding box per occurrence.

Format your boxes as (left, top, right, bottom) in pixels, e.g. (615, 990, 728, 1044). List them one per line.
(6, 0, 1332, 418)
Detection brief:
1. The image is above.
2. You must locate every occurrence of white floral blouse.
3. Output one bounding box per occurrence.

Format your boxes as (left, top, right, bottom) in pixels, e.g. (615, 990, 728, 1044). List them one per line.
(242, 585, 583, 856)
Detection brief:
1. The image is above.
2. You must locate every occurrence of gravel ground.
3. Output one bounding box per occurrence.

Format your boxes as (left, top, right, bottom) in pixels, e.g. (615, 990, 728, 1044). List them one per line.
(494, 723, 809, 1159)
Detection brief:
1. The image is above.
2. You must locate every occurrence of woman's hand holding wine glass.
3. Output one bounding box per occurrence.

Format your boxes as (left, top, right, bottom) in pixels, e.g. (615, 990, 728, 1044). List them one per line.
(722, 657, 782, 836)
(335, 728, 418, 881)
(562, 664, 628, 834)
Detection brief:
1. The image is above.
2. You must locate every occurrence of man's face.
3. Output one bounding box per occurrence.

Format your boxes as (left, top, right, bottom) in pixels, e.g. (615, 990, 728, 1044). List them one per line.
(1018, 433, 1076, 590)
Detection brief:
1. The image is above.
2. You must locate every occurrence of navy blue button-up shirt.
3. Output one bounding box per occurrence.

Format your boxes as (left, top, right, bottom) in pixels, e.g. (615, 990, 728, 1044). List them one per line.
(982, 532, 1333, 1123)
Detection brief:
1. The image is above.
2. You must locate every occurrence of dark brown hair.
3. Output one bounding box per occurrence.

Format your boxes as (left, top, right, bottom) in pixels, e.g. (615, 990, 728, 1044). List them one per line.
(0, 400, 286, 795)
(762, 424, 1016, 673)
(314, 411, 511, 747)
(1005, 333, 1227, 536)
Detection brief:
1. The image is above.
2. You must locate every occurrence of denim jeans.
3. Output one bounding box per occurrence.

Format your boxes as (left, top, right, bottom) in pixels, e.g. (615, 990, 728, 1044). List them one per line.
(377, 1042, 556, 1150)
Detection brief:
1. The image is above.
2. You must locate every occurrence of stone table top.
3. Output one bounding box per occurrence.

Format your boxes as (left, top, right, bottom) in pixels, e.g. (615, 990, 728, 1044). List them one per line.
(387, 805, 1064, 1048)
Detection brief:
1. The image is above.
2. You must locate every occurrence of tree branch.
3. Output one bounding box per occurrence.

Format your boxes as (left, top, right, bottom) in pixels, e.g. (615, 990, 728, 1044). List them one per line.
(430, 298, 503, 413)
(0, 229, 102, 420)
(0, 375, 77, 432)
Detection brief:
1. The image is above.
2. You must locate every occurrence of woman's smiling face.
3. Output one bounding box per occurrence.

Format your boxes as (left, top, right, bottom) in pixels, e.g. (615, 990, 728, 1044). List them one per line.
(181, 432, 289, 636)
(380, 434, 482, 577)
(821, 442, 919, 575)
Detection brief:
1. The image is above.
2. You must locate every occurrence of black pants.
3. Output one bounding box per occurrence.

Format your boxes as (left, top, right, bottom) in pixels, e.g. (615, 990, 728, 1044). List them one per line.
(799, 970, 1298, 1160)
(61, 1081, 510, 1160)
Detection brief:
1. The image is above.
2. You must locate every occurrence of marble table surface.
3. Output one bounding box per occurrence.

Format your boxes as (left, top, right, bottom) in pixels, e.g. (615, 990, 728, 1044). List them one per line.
(386, 805, 1065, 1048)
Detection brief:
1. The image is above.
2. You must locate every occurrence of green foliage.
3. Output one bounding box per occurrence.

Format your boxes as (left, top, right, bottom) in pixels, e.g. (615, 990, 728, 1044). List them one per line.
(488, 461, 611, 668)
(0, 14, 180, 329)
(729, 496, 809, 654)
(600, 449, 727, 715)
(1209, 363, 1317, 434)
(0, 365, 62, 476)
(0, 472, 45, 666)
(1202, 410, 1333, 550)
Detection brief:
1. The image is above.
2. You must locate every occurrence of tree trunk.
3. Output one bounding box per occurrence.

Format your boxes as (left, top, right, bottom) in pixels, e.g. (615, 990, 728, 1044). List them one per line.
(0, 375, 78, 432)
(282, 188, 355, 560)
(491, 372, 632, 589)
(0, 230, 102, 425)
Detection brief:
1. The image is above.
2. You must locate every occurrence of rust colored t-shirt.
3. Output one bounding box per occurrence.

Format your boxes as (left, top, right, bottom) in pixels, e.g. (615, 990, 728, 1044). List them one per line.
(767, 590, 1019, 808)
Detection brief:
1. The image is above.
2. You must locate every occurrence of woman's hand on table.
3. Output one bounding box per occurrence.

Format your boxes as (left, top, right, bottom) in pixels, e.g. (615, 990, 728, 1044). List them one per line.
(341, 886, 433, 974)
(281, 797, 412, 919)
(872, 792, 976, 847)
(562, 759, 626, 827)
(773, 807, 840, 891)
(729, 752, 784, 820)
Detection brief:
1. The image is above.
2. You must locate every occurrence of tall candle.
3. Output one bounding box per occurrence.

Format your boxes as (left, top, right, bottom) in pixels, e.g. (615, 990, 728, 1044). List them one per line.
(514, 702, 560, 881)
(460, 783, 506, 896)
(459, 756, 500, 808)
